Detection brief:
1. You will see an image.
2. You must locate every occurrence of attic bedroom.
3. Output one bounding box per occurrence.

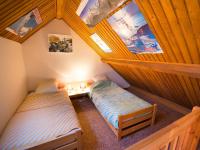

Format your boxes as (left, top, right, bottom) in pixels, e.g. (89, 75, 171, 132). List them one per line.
(0, 0, 200, 149)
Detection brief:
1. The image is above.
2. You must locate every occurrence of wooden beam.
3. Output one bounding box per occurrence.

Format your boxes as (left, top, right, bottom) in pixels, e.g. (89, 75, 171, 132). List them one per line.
(102, 58, 200, 79)
(56, 0, 65, 19)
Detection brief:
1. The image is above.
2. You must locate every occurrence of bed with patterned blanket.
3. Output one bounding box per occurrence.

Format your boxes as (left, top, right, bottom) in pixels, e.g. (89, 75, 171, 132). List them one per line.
(0, 91, 82, 150)
(90, 80, 157, 140)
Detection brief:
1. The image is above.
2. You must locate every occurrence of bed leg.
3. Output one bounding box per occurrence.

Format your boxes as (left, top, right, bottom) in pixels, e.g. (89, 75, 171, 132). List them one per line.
(151, 104, 157, 126)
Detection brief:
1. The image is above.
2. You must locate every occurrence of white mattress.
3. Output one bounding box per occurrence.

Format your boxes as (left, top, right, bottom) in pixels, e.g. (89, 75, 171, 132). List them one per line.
(0, 91, 81, 150)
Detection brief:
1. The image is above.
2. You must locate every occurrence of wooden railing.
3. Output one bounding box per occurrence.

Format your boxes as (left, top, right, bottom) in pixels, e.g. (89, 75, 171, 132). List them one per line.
(126, 107, 200, 150)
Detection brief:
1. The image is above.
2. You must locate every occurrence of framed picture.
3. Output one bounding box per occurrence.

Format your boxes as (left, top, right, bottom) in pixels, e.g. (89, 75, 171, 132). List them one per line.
(48, 34, 72, 53)
(76, 0, 126, 27)
(107, 1, 163, 54)
(6, 8, 42, 37)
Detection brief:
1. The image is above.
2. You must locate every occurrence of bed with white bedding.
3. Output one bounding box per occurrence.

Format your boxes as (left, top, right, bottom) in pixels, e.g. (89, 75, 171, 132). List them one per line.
(0, 91, 82, 150)
(90, 80, 157, 140)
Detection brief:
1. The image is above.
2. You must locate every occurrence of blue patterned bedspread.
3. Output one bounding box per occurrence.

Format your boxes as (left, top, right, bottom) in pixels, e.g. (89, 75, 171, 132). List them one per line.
(90, 80, 151, 129)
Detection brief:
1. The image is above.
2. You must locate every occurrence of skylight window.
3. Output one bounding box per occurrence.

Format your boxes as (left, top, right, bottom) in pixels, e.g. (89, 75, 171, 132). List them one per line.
(90, 33, 112, 53)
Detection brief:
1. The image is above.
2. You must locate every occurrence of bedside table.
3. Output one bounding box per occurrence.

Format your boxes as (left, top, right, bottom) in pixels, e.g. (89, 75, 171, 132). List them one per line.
(66, 82, 90, 98)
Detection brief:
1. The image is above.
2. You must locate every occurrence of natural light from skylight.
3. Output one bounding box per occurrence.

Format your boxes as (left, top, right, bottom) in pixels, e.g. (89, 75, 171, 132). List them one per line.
(90, 33, 112, 53)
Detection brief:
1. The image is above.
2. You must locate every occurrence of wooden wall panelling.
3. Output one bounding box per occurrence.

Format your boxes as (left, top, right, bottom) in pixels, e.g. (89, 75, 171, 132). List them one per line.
(128, 68, 154, 91)
(129, 86, 191, 115)
(105, 59, 200, 108)
(155, 73, 192, 107)
(110, 65, 132, 85)
(126, 68, 151, 91)
(161, 74, 191, 107)
(134, 69, 163, 96)
(150, 71, 176, 100)
(135, 69, 175, 101)
(130, 67, 193, 108)
(181, 76, 200, 106)
(110, 64, 141, 88)
(112, 63, 162, 98)
(111, 64, 152, 93)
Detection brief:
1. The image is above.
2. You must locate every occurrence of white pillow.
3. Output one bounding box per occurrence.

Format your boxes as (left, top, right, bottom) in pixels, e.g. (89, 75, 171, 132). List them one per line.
(92, 75, 108, 82)
(35, 79, 58, 94)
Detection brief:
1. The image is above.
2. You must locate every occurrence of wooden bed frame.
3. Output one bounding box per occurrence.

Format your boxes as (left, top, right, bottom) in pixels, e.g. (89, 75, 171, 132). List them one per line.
(29, 130, 82, 150)
(102, 104, 157, 140)
(126, 106, 200, 150)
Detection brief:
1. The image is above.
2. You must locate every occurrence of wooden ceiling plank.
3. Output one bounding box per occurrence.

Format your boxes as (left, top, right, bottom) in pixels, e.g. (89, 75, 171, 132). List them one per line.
(122, 66, 143, 88)
(153, 72, 177, 101)
(160, 0, 192, 64)
(139, 69, 164, 96)
(138, 69, 165, 98)
(128, 67, 152, 92)
(172, 0, 200, 64)
(163, 73, 191, 107)
(0, 0, 27, 18)
(185, 0, 200, 60)
(133, 68, 156, 93)
(110, 65, 131, 84)
(162, 73, 190, 107)
(181, 77, 198, 106)
(171, 75, 192, 107)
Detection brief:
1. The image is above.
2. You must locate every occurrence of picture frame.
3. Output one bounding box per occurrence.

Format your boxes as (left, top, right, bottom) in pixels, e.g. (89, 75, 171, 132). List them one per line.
(48, 34, 73, 53)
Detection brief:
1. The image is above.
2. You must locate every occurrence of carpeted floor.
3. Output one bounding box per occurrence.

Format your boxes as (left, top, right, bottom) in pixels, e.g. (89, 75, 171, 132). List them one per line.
(71, 96, 184, 150)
